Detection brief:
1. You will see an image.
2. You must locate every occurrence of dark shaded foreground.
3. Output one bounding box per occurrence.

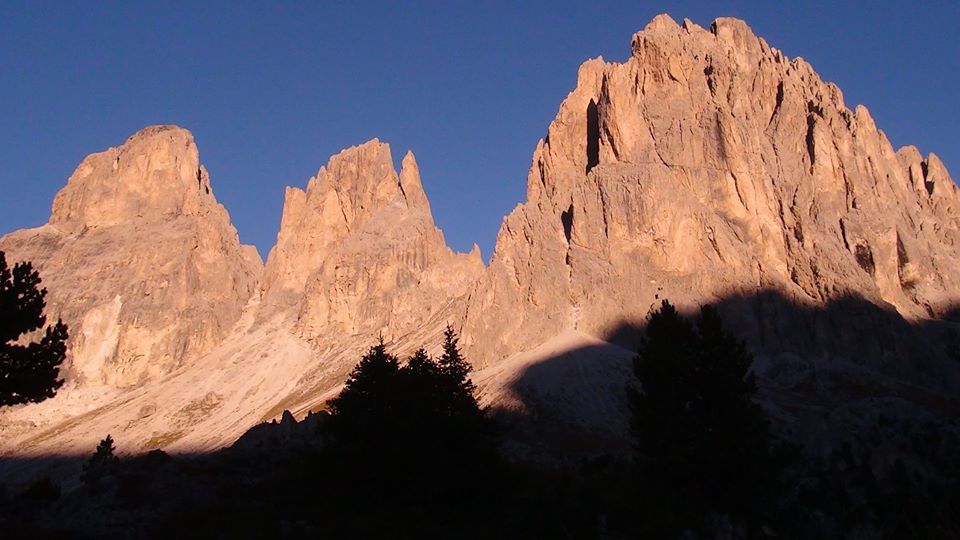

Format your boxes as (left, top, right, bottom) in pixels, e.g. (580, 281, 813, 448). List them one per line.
(2, 412, 618, 539)
(2, 290, 960, 539)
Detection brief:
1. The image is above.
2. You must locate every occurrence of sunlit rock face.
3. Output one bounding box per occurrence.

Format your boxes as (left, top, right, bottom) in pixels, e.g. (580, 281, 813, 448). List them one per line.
(0, 126, 262, 388)
(0, 133, 484, 459)
(2, 15, 960, 465)
(463, 15, 960, 379)
(260, 139, 484, 343)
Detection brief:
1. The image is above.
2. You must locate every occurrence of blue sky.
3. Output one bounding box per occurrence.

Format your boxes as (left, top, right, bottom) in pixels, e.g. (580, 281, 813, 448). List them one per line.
(1, 1, 957, 261)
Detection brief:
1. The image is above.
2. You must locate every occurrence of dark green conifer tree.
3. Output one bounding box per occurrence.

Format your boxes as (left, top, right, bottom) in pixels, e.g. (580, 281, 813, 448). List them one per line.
(402, 347, 444, 420)
(0, 251, 68, 407)
(323, 330, 497, 510)
(437, 324, 482, 420)
(326, 338, 402, 446)
(629, 300, 783, 536)
(82, 435, 120, 485)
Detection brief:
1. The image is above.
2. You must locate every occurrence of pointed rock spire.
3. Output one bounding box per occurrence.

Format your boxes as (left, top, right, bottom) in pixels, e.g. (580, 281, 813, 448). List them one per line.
(399, 150, 433, 219)
(261, 139, 483, 344)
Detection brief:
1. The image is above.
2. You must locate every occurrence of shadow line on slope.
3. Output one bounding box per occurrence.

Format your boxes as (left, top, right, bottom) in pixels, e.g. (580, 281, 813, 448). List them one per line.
(0, 290, 959, 538)
(488, 289, 960, 464)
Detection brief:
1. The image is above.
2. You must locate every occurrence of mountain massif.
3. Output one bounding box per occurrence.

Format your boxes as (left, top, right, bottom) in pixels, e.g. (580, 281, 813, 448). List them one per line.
(2, 16, 959, 472)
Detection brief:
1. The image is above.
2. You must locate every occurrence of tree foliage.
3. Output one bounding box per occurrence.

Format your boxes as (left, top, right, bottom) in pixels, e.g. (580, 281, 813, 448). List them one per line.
(437, 325, 483, 420)
(82, 434, 120, 485)
(327, 338, 401, 434)
(0, 250, 68, 407)
(324, 327, 497, 502)
(629, 300, 785, 536)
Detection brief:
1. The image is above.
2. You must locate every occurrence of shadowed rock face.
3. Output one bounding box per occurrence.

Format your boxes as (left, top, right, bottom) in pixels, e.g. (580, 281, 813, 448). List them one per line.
(0, 126, 262, 388)
(462, 14, 960, 368)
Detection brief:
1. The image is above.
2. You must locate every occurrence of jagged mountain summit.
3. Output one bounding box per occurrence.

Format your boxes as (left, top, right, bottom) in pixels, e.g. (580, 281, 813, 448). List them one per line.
(0, 132, 482, 459)
(463, 15, 960, 368)
(1, 15, 958, 467)
(0, 126, 261, 389)
(261, 139, 483, 342)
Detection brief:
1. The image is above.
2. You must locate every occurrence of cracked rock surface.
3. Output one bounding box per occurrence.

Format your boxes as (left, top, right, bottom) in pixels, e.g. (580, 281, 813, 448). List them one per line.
(463, 15, 960, 373)
(2, 15, 960, 466)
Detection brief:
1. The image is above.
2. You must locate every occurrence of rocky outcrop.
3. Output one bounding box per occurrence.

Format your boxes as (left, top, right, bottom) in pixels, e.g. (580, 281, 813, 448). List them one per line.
(0, 126, 261, 388)
(261, 139, 483, 344)
(463, 15, 960, 381)
(0, 134, 484, 460)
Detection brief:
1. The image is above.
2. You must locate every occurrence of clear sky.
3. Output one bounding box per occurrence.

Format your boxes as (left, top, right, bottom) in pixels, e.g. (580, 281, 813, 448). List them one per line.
(1, 1, 957, 261)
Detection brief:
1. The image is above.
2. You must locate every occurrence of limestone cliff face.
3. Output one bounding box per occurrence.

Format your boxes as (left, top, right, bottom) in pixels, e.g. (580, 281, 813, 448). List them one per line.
(463, 15, 960, 375)
(0, 134, 484, 459)
(261, 139, 483, 344)
(3, 15, 960, 462)
(0, 126, 261, 388)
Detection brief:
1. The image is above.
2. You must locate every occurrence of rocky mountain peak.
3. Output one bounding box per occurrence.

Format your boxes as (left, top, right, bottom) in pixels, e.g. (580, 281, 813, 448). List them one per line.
(49, 125, 219, 233)
(264, 140, 418, 299)
(261, 139, 482, 344)
(1, 125, 260, 389)
(306, 139, 402, 227)
(2, 15, 958, 473)
(464, 15, 960, 367)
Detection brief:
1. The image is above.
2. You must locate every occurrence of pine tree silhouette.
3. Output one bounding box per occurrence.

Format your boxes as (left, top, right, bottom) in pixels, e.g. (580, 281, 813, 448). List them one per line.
(323, 329, 498, 508)
(82, 435, 120, 485)
(327, 338, 402, 440)
(629, 300, 784, 536)
(437, 324, 481, 418)
(402, 347, 444, 418)
(0, 251, 68, 407)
